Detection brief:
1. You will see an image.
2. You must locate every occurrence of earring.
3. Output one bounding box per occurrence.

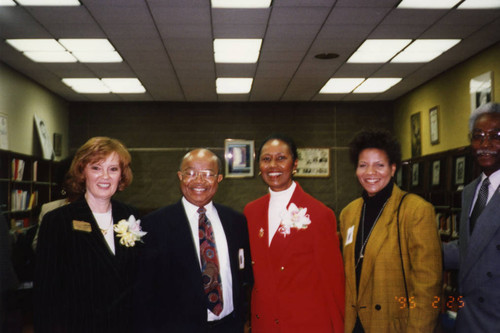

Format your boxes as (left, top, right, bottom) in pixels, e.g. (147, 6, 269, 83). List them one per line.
(258, 171, 262, 176)
(292, 170, 297, 175)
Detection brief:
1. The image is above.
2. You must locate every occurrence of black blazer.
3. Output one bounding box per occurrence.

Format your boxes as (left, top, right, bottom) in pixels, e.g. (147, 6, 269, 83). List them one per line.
(34, 198, 139, 333)
(135, 200, 253, 333)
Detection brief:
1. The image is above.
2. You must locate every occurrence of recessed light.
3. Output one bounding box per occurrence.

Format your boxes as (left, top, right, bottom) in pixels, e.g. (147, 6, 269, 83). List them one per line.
(391, 39, 460, 63)
(211, 0, 271, 8)
(16, 0, 80, 5)
(214, 39, 262, 63)
(353, 78, 402, 93)
(216, 78, 253, 94)
(458, 0, 500, 9)
(347, 39, 412, 63)
(397, 0, 461, 9)
(319, 78, 364, 94)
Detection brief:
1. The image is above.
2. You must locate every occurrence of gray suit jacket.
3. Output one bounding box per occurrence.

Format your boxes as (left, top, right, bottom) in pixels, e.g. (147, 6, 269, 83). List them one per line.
(452, 176, 500, 332)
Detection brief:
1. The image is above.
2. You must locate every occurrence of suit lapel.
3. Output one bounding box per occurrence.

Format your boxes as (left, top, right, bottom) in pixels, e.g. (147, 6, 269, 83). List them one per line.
(458, 178, 479, 263)
(343, 200, 362, 302)
(462, 186, 500, 280)
(358, 187, 400, 299)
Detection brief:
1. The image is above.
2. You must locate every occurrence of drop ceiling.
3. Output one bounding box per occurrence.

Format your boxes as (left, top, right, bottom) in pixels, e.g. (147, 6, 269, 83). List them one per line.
(0, 0, 499, 102)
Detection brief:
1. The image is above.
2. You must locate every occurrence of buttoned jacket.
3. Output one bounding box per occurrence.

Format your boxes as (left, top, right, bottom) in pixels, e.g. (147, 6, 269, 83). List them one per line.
(244, 183, 345, 333)
(452, 176, 500, 332)
(34, 198, 138, 333)
(339, 185, 442, 333)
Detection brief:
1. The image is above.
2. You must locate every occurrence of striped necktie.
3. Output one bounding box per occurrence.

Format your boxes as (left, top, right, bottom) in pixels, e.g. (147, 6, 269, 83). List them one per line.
(469, 177, 490, 233)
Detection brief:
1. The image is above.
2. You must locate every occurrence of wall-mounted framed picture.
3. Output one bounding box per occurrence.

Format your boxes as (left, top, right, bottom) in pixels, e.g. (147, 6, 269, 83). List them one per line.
(224, 139, 254, 178)
(53, 133, 62, 157)
(411, 162, 420, 187)
(454, 156, 466, 185)
(429, 106, 440, 145)
(411, 112, 421, 157)
(0, 113, 8, 150)
(34, 114, 54, 160)
(470, 71, 493, 113)
(431, 160, 441, 186)
(296, 148, 330, 177)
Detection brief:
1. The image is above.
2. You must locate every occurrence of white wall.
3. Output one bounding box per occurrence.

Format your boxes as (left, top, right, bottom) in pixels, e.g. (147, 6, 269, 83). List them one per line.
(0, 63, 69, 160)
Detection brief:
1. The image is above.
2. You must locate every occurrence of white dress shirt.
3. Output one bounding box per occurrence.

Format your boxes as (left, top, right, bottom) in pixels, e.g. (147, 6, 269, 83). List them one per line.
(182, 197, 234, 321)
(268, 181, 296, 246)
(470, 169, 500, 216)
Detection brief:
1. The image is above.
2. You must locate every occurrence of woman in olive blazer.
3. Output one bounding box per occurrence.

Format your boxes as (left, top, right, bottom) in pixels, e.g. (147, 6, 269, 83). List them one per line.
(339, 130, 442, 333)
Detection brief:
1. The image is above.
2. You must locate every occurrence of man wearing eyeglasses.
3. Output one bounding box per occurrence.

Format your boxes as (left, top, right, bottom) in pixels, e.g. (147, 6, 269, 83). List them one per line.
(135, 148, 253, 333)
(444, 102, 500, 332)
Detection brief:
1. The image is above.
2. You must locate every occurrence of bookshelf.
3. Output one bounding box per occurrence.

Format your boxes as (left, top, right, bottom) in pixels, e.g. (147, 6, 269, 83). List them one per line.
(399, 145, 481, 323)
(0, 149, 58, 230)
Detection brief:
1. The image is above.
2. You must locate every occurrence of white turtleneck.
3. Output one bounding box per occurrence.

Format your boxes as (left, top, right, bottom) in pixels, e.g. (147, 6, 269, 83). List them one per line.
(268, 181, 296, 246)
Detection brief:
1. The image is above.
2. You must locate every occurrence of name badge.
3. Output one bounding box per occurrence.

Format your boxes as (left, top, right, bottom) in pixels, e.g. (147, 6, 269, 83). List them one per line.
(345, 226, 354, 246)
(72, 220, 92, 233)
(238, 248, 245, 269)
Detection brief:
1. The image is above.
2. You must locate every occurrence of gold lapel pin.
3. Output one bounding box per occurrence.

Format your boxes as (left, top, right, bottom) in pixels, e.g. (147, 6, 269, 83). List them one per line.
(258, 228, 264, 238)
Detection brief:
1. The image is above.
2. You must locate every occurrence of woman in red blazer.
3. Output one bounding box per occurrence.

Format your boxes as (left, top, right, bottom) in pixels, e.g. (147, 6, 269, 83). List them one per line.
(244, 134, 345, 333)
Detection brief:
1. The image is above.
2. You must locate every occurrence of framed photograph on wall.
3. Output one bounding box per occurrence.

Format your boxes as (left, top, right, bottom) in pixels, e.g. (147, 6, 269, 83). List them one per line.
(431, 160, 441, 186)
(429, 106, 440, 145)
(224, 139, 254, 178)
(411, 112, 422, 157)
(34, 114, 54, 160)
(470, 71, 493, 113)
(296, 148, 330, 177)
(454, 156, 466, 185)
(0, 113, 8, 150)
(53, 133, 62, 157)
(411, 162, 420, 187)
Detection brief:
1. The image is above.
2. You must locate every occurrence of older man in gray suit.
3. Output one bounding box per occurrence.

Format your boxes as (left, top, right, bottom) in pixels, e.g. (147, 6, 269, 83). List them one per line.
(444, 102, 500, 332)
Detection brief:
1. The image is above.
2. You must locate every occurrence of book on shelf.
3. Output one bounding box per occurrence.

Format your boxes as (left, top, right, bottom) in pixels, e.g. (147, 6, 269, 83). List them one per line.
(11, 158, 25, 181)
(33, 160, 38, 182)
(10, 218, 29, 229)
(10, 189, 34, 211)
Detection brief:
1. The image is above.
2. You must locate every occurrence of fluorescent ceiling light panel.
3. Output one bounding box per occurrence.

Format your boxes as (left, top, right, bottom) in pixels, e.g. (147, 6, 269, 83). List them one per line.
(58, 39, 115, 51)
(63, 78, 146, 94)
(353, 78, 402, 93)
(24, 51, 77, 63)
(319, 78, 365, 94)
(72, 51, 122, 63)
(16, 0, 80, 5)
(391, 39, 461, 63)
(397, 0, 461, 8)
(347, 39, 412, 63)
(214, 39, 262, 63)
(62, 79, 110, 93)
(102, 79, 146, 93)
(458, 0, 500, 9)
(216, 78, 253, 94)
(0, 0, 16, 6)
(211, 0, 271, 8)
(6, 39, 65, 52)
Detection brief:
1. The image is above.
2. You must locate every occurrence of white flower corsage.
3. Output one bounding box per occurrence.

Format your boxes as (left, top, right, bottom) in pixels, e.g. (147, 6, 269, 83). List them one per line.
(278, 203, 311, 237)
(113, 215, 147, 247)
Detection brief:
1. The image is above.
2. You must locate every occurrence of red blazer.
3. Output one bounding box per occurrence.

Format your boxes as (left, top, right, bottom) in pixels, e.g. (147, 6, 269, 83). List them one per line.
(244, 183, 345, 333)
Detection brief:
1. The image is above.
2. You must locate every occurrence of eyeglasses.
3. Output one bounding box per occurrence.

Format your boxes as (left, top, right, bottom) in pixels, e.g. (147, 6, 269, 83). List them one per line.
(470, 130, 500, 143)
(181, 170, 218, 181)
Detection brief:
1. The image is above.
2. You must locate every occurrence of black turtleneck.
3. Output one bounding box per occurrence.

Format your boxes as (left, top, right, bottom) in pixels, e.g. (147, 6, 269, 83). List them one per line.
(354, 179, 394, 289)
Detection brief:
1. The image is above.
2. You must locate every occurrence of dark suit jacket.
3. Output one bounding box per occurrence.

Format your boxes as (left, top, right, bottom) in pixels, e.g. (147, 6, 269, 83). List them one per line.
(34, 198, 139, 333)
(452, 176, 500, 332)
(134, 200, 253, 333)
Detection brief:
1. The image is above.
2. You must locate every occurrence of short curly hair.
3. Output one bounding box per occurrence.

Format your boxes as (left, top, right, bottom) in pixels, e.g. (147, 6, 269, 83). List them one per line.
(469, 102, 500, 132)
(349, 129, 401, 169)
(67, 137, 133, 195)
